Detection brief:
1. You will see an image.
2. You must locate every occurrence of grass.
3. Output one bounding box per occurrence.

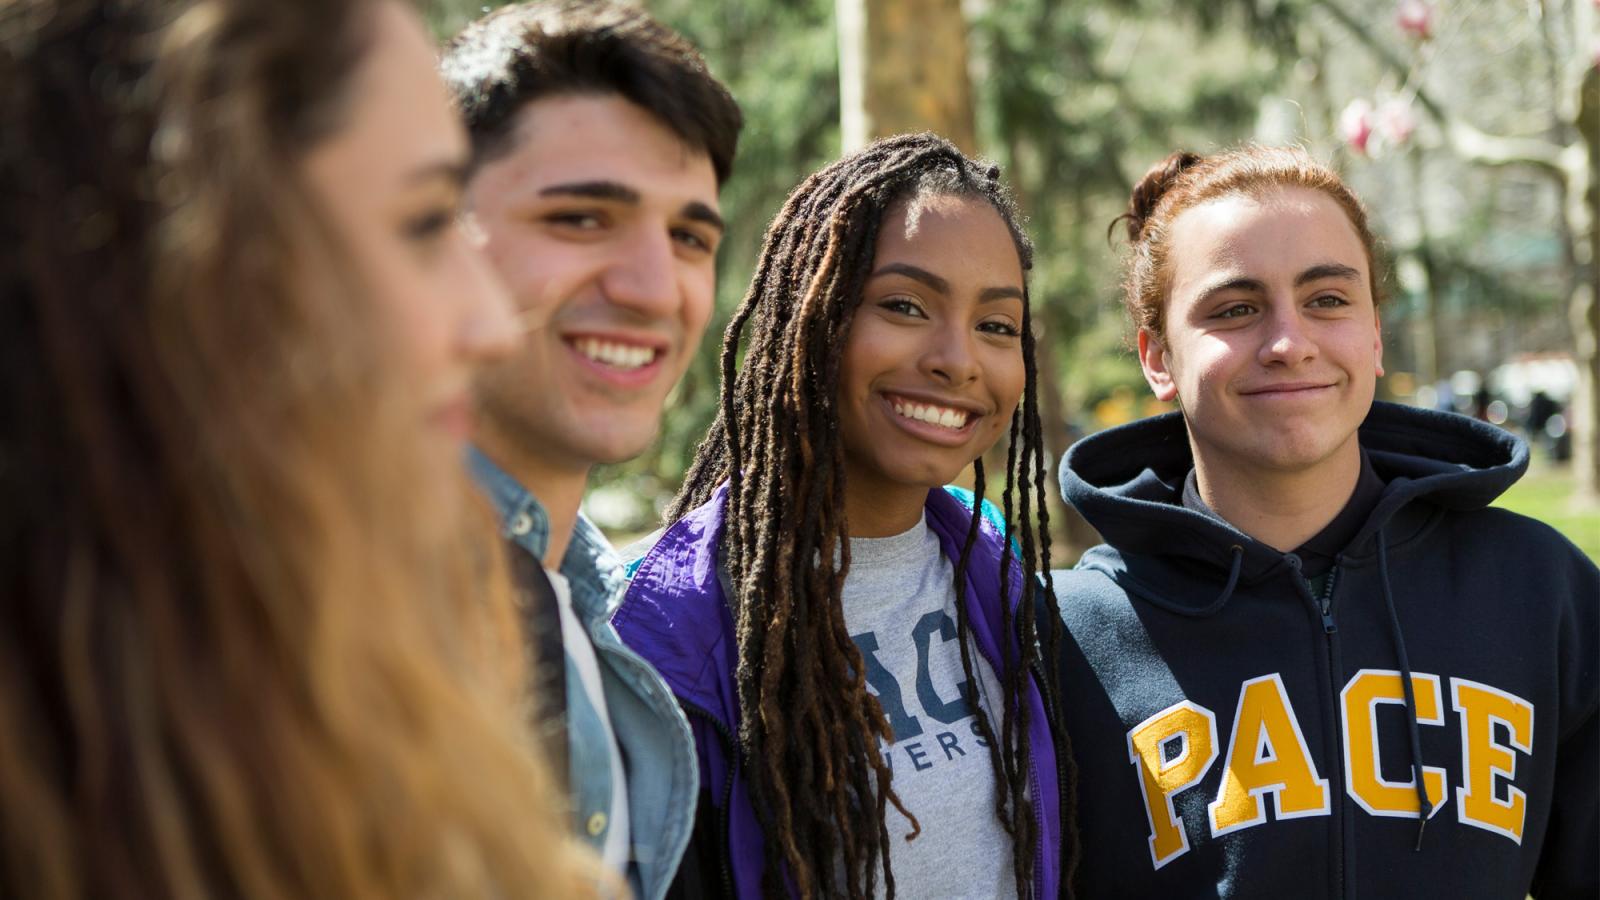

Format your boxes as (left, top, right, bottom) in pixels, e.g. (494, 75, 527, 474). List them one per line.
(608, 463, 1600, 564)
(1492, 462, 1600, 562)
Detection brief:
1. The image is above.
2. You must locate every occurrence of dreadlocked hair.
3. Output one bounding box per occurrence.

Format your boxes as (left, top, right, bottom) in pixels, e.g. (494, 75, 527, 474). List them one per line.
(668, 132, 1075, 899)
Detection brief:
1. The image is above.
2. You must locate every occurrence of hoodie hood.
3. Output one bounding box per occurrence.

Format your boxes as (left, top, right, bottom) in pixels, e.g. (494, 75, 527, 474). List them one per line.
(1060, 401, 1529, 606)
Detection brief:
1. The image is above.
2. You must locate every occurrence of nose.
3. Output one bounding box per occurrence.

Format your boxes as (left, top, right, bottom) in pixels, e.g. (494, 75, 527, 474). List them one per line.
(1257, 301, 1316, 367)
(599, 224, 680, 319)
(455, 231, 519, 364)
(920, 319, 980, 386)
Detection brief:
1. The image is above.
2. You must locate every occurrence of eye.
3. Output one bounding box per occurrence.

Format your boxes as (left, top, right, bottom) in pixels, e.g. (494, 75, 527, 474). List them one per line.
(1307, 293, 1349, 309)
(1213, 302, 1256, 320)
(978, 319, 1021, 337)
(543, 210, 604, 230)
(402, 207, 455, 244)
(878, 296, 927, 318)
(671, 226, 717, 254)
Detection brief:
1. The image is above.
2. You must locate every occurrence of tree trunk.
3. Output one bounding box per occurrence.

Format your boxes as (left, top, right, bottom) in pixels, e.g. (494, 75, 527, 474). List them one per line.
(1569, 64, 1599, 500)
(836, 0, 977, 153)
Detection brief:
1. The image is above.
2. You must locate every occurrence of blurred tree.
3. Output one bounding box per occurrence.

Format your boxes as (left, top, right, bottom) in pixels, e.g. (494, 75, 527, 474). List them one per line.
(428, 0, 1596, 536)
(1305, 0, 1598, 498)
(837, 0, 977, 152)
(426, 0, 1282, 551)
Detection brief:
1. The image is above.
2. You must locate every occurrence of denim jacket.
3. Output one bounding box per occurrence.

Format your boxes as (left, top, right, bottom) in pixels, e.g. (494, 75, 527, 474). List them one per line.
(468, 447, 698, 900)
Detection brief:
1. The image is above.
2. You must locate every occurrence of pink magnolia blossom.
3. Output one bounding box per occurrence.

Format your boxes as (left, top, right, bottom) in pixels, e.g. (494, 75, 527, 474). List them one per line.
(1340, 99, 1375, 156)
(1396, 0, 1434, 42)
(1376, 97, 1417, 147)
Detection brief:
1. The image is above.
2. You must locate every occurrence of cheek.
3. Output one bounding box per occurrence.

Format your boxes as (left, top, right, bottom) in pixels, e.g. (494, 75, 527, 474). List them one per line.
(682, 267, 716, 335)
(1169, 338, 1233, 396)
(838, 314, 888, 391)
(382, 279, 454, 380)
(341, 233, 442, 372)
(990, 351, 1026, 416)
(486, 237, 556, 309)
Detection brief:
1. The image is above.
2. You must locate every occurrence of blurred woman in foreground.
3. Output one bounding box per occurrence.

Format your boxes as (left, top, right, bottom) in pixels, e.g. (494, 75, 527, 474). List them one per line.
(0, 0, 596, 895)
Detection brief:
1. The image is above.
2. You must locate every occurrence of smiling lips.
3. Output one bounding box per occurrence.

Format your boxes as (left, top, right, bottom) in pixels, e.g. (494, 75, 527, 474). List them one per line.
(886, 393, 979, 431)
(1240, 381, 1335, 397)
(569, 336, 661, 371)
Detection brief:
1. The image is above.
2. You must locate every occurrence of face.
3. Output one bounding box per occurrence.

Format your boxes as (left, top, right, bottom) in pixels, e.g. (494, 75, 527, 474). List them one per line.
(466, 94, 722, 472)
(1139, 186, 1383, 482)
(302, 0, 516, 455)
(837, 193, 1027, 500)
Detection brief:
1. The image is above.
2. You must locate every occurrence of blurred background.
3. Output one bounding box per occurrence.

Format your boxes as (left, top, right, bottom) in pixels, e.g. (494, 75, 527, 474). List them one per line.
(433, 0, 1599, 561)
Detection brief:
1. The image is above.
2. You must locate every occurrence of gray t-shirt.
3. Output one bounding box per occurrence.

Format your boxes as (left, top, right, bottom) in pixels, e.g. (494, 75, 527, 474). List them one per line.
(844, 515, 1017, 900)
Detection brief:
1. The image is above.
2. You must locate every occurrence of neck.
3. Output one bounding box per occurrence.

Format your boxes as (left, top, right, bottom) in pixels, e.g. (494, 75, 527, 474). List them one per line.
(1194, 444, 1361, 552)
(842, 469, 928, 538)
(474, 416, 590, 566)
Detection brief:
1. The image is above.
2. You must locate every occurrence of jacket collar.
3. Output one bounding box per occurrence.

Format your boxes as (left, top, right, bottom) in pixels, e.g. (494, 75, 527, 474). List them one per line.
(616, 484, 1028, 727)
(467, 445, 623, 621)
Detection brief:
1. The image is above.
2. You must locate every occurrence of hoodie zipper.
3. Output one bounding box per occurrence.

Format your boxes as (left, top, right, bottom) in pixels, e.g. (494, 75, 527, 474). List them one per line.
(1289, 555, 1347, 900)
(1319, 567, 1339, 634)
(678, 700, 738, 900)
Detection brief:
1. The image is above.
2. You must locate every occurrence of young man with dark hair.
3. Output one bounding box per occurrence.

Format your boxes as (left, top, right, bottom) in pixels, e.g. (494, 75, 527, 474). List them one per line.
(440, 5, 741, 897)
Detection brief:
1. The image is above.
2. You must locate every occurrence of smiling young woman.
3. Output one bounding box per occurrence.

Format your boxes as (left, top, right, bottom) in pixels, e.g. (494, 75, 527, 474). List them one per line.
(614, 133, 1075, 900)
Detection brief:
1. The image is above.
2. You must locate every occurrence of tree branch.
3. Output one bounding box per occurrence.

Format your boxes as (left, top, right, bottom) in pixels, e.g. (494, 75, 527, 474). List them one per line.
(1310, 0, 1567, 177)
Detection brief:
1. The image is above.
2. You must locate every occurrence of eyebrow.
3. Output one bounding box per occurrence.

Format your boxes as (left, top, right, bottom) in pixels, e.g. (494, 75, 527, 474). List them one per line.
(540, 180, 639, 203)
(539, 181, 725, 233)
(978, 286, 1025, 303)
(870, 262, 1022, 303)
(405, 159, 470, 187)
(1195, 262, 1364, 302)
(683, 201, 725, 233)
(1295, 263, 1362, 286)
(872, 262, 949, 294)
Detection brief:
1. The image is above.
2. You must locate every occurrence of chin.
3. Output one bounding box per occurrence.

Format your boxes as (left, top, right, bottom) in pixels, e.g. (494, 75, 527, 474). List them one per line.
(882, 457, 971, 492)
(1247, 439, 1346, 473)
(581, 427, 660, 467)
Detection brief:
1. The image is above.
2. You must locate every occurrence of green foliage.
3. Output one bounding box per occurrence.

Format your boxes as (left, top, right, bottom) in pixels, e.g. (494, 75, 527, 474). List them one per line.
(1494, 465, 1600, 562)
(967, 0, 1279, 424)
(427, 0, 1285, 529)
(428, 0, 1588, 525)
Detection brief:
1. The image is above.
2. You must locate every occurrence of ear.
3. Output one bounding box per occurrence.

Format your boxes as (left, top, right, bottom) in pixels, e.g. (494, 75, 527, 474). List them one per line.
(1138, 328, 1179, 402)
(1372, 312, 1385, 378)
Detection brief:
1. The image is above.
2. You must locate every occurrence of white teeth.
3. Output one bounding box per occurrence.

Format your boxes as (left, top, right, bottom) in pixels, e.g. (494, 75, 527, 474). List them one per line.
(890, 398, 971, 430)
(575, 338, 655, 370)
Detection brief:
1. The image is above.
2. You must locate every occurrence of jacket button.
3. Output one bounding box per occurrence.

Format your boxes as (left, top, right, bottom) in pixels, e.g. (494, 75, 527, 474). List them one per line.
(586, 812, 607, 837)
(509, 512, 534, 536)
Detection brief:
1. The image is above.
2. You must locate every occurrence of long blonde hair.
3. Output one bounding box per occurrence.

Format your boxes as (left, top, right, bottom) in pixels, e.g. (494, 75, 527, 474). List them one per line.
(0, 0, 595, 895)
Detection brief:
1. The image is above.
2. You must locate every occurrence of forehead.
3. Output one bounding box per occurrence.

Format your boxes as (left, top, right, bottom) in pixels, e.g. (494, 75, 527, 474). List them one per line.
(322, 1, 465, 177)
(874, 193, 1023, 280)
(1168, 187, 1369, 286)
(475, 92, 717, 204)
(879, 194, 1009, 251)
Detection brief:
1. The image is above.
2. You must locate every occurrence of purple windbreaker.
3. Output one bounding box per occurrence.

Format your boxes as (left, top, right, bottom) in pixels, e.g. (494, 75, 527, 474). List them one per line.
(613, 485, 1064, 898)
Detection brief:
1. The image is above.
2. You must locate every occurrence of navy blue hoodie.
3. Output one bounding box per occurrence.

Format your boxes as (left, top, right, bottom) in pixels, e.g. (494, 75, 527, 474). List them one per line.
(1045, 402, 1597, 899)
